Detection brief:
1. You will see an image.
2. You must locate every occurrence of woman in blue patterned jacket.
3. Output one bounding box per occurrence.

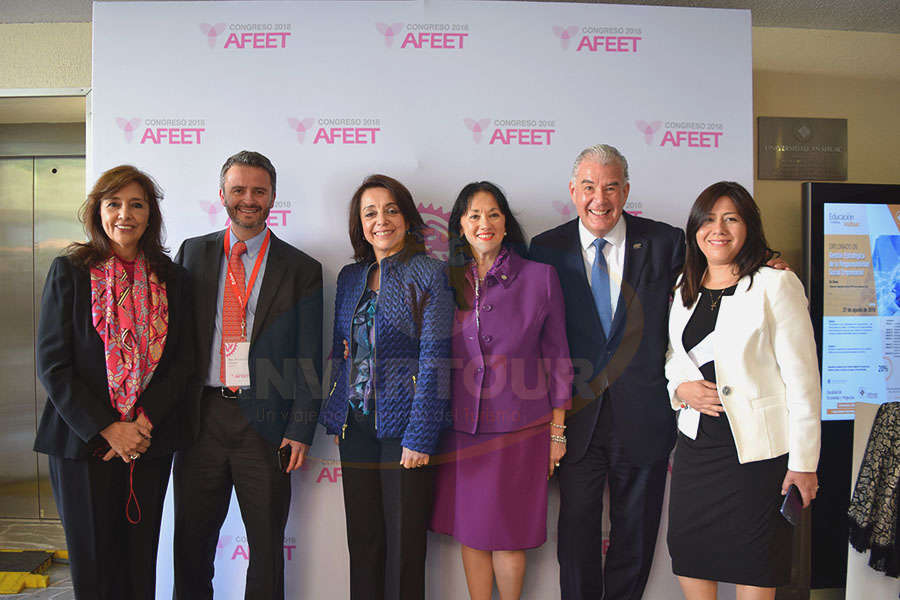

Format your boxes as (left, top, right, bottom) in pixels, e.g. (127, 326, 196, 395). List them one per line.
(319, 174, 454, 600)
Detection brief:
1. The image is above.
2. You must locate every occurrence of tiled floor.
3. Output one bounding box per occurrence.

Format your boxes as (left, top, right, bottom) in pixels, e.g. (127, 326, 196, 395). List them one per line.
(0, 519, 73, 599)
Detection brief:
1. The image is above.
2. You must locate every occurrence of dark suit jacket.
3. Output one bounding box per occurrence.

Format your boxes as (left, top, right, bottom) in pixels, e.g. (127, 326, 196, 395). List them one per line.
(529, 213, 685, 465)
(175, 229, 323, 447)
(34, 255, 195, 459)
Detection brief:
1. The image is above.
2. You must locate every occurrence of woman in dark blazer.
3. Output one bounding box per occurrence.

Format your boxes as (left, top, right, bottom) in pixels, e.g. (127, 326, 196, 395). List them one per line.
(430, 181, 572, 600)
(34, 165, 193, 600)
(319, 174, 454, 600)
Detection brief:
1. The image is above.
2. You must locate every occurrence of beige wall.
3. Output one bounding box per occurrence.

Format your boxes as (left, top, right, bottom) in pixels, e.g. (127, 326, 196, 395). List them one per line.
(752, 27, 900, 269)
(1, 22, 898, 266)
(0, 23, 91, 89)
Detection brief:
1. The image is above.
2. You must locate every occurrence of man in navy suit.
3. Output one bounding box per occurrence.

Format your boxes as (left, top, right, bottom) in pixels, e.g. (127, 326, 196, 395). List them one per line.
(530, 144, 685, 600)
(172, 151, 323, 599)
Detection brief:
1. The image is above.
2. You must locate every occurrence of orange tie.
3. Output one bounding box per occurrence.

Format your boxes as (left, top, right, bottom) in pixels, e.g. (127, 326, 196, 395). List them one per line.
(221, 240, 247, 389)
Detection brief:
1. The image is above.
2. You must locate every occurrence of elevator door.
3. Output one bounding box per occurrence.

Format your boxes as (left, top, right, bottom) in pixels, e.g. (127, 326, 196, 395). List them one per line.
(0, 156, 85, 519)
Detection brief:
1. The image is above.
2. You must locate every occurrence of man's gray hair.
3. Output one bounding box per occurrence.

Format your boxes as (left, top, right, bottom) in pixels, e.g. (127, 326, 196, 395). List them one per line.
(219, 150, 277, 195)
(570, 144, 629, 182)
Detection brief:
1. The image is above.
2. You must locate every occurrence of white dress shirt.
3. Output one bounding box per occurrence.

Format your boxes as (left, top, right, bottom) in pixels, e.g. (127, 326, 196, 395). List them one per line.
(578, 215, 626, 317)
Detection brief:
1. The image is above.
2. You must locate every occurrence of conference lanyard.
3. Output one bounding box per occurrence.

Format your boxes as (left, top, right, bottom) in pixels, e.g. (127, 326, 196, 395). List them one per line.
(224, 228, 270, 339)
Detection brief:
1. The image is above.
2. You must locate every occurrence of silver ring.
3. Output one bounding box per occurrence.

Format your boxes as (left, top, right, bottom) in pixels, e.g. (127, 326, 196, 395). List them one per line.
(555, 462, 560, 468)
(129, 454, 139, 460)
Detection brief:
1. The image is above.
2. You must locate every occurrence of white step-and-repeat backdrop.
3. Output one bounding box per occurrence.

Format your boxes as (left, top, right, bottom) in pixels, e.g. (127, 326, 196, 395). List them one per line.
(92, 1, 752, 598)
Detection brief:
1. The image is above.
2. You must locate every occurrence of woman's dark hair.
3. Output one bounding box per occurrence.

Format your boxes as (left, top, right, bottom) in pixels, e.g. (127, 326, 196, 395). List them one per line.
(677, 181, 777, 307)
(447, 181, 527, 309)
(66, 165, 171, 279)
(348, 174, 426, 264)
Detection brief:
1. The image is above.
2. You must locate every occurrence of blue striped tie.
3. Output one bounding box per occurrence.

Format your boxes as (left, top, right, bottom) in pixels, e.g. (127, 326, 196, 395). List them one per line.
(591, 238, 612, 336)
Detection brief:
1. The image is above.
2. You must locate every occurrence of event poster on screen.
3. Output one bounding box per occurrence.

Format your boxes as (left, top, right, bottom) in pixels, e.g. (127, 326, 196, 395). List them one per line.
(822, 203, 900, 419)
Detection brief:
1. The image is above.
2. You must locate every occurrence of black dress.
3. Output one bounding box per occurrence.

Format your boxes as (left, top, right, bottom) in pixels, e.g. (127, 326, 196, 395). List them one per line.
(667, 285, 792, 587)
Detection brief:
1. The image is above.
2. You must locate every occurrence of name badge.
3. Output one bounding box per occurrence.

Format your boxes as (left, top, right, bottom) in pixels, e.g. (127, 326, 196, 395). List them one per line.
(224, 341, 251, 388)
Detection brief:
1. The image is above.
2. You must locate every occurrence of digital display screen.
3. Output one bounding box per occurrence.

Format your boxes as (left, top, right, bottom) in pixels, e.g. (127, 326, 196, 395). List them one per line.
(821, 202, 900, 419)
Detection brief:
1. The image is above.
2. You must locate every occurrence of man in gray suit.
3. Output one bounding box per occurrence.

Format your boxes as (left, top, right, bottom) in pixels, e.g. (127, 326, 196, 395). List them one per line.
(172, 150, 323, 600)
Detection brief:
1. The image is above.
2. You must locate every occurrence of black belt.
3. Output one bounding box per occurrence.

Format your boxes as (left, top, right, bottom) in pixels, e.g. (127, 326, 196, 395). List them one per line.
(204, 386, 244, 399)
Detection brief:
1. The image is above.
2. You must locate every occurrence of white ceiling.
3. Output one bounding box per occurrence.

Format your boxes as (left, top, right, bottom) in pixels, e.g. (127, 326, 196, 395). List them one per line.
(1, 0, 899, 33)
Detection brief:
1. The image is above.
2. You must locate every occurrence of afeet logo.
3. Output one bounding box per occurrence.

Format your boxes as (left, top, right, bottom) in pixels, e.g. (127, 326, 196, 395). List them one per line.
(208, 201, 292, 228)
(219, 535, 298, 560)
(625, 200, 644, 216)
(198, 200, 224, 226)
(375, 22, 404, 47)
(463, 118, 491, 143)
(116, 117, 141, 143)
(635, 120, 662, 145)
(199, 21, 292, 49)
(215, 535, 233, 556)
(552, 26, 579, 49)
(638, 119, 724, 149)
(266, 201, 293, 227)
(552, 200, 572, 219)
(418, 203, 451, 261)
(287, 118, 315, 143)
(463, 118, 557, 146)
(377, 21, 470, 50)
(287, 117, 381, 145)
(116, 117, 207, 145)
(198, 22, 226, 48)
(554, 25, 642, 53)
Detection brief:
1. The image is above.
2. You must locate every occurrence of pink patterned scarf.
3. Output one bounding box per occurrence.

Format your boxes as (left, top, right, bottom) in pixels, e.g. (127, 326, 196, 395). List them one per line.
(90, 253, 168, 420)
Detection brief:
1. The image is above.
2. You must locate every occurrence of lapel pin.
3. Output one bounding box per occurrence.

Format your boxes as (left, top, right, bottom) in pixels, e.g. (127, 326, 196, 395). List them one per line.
(632, 242, 643, 249)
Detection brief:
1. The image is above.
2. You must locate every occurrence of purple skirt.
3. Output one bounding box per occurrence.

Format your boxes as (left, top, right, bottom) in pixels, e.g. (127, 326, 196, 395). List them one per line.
(430, 423, 550, 551)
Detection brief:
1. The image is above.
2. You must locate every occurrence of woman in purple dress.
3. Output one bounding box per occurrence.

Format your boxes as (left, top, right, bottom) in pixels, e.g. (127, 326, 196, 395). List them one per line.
(431, 181, 573, 600)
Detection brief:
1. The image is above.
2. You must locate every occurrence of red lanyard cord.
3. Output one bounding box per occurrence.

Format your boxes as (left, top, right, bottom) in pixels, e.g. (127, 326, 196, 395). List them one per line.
(126, 461, 141, 525)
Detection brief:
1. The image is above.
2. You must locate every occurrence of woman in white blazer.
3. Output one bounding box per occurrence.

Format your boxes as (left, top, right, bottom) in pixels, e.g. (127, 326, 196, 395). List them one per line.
(664, 181, 820, 600)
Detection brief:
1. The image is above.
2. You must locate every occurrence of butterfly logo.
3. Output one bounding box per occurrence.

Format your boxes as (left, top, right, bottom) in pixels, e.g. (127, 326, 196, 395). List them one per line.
(115, 118, 141, 143)
(199, 23, 226, 49)
(198, 200, 224, 226)
(287, 118, 316, 143)
(552, 200, 572, 219)
(463, 118, 491, 143)
(552, 26, 579, 50)
(635, 120, 662, 145)
(216, 535, 233, 555)
(375, 22, 404, 47)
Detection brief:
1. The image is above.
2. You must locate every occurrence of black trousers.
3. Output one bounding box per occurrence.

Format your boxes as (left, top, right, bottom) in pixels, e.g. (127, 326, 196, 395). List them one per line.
(557, 400, 668, 600)
(339, 409, 435, 600)
(172, 389, 291, 600)
(48, 452, 172, 600)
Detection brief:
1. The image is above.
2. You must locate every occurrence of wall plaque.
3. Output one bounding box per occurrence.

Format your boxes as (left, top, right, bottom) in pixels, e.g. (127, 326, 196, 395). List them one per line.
(758, 117, 847, 180)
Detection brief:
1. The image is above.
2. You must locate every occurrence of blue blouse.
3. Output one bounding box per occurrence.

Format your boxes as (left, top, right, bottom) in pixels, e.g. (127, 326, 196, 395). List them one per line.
(348, 288, 377, 414)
